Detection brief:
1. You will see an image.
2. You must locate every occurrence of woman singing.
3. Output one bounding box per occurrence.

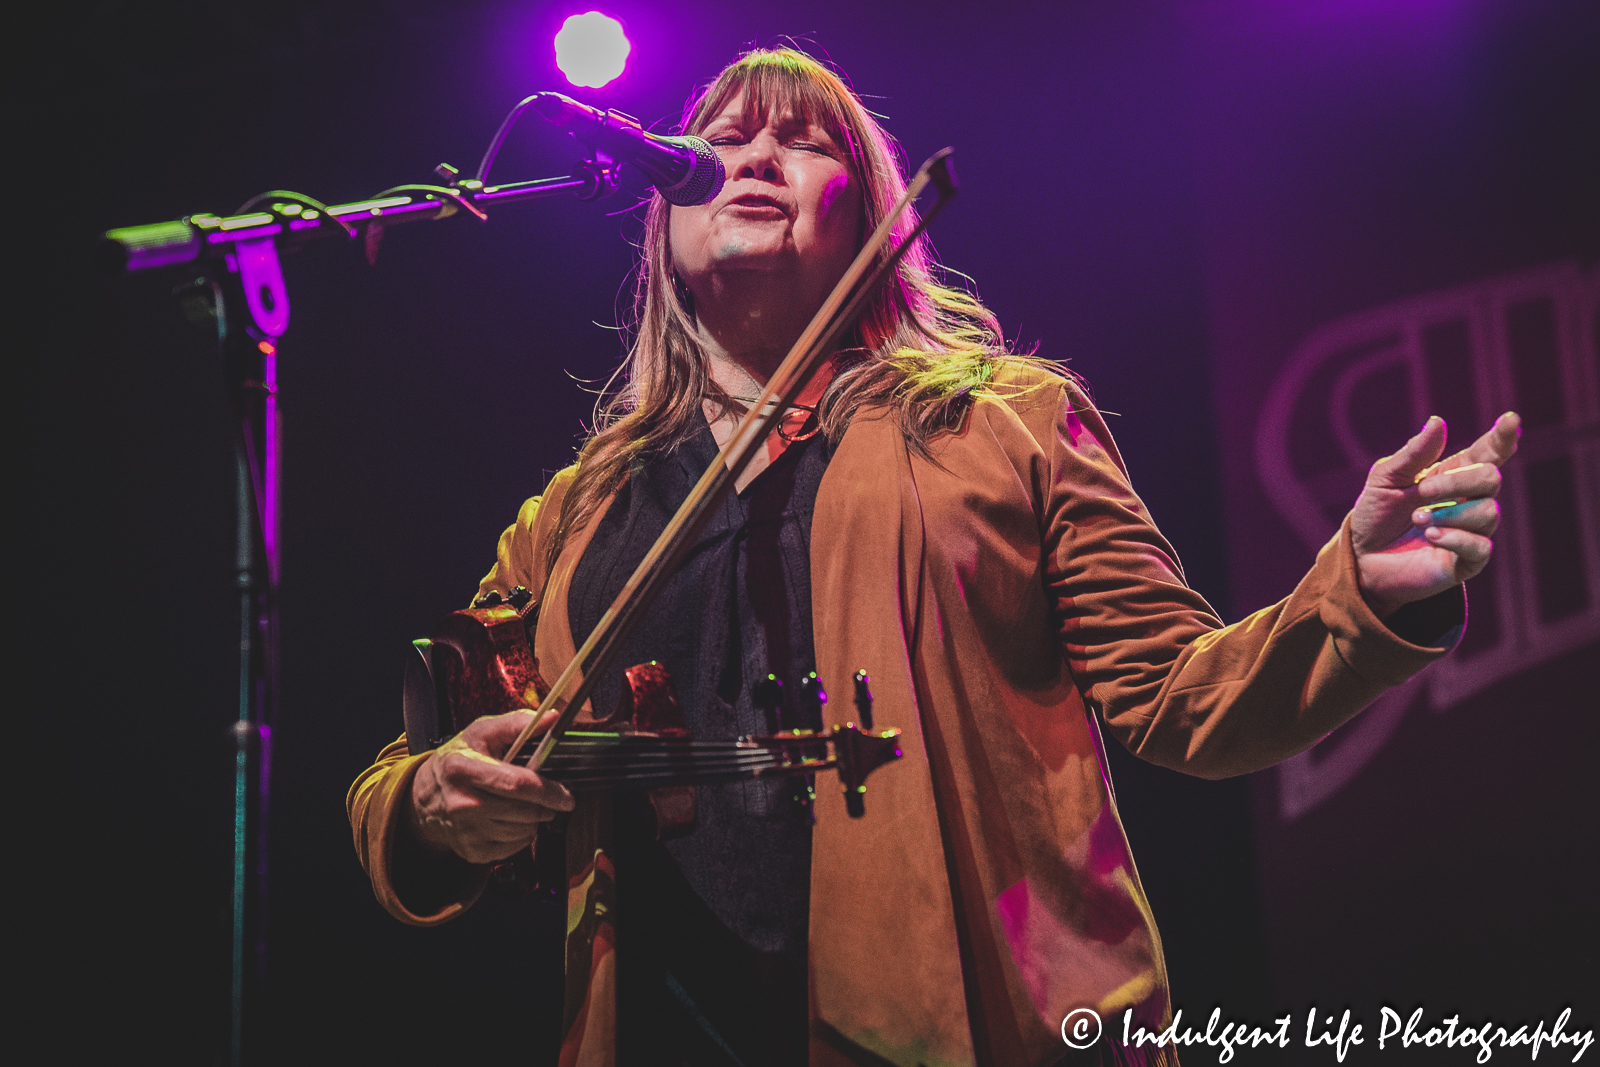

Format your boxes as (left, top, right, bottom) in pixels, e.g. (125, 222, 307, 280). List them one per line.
(350, 47, 1519, 1067)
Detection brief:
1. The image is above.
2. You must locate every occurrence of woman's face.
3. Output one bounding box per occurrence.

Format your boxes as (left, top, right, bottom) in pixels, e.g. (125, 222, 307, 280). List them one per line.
(668, 90, 862, 304)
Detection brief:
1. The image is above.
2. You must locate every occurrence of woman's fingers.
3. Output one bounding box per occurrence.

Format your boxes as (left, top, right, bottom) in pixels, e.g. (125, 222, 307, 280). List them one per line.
(1412, 496, 1500, 535)
(437, 749, 574, 812)
(438, 708, 575, 809)
(1416, 460, 1502, 503)
(478, 816, 548, 845)
(463, 708, 545, 756)
(1467, 410, 1522, 465)
(407, 706, 580, 863)
(472, 793, 549, 822)
(458, 835, 535, 865)
(1421, 525, 1494, 575)
(1370, 415, 1449, 488)
(516, 773, 575, 812)
(473, 790, 568, 826)
(1353, 412, 1520, 614)
(1414, 411, 1521, 482)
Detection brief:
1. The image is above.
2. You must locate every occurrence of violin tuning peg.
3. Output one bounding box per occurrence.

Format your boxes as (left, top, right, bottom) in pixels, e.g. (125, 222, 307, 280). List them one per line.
(507, 585, 533, 611)
(753, 674, 784, 711)
(473, 589, 504, 608)
(753, 673, 785, 733)
(852, 670, 874, 730)
(845, 788, 866, 819)
(797, 671, 827, 712)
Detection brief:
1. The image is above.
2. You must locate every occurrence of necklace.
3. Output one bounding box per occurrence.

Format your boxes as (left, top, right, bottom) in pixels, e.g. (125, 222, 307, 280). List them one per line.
(723, 395, 821, 443)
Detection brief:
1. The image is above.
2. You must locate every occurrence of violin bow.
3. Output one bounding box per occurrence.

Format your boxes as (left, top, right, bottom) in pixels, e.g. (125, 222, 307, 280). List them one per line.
(503, 148, 959, 768)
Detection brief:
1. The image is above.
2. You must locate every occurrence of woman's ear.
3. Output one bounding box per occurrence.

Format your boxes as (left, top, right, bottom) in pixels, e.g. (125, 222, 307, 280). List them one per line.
(671, 271, 696, 318)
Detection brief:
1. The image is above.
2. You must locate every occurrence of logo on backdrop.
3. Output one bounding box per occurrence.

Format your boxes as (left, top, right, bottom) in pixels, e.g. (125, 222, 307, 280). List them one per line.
(1255, 260, 1600, 821)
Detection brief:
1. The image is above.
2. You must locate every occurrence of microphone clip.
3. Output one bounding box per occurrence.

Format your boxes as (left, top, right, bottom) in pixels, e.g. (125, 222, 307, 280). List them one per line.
(572, 148, 622, 202)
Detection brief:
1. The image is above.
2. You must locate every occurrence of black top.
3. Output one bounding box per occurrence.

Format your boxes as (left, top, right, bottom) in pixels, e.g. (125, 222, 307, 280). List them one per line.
(567, 417, 830, 1067)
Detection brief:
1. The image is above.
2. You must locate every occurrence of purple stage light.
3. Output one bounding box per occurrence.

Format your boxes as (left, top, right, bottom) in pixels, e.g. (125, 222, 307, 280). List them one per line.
(554, 12, 630, 89)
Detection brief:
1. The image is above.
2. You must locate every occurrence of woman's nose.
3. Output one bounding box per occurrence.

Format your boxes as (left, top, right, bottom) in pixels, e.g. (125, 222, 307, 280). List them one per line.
(732, 135, 783, 183)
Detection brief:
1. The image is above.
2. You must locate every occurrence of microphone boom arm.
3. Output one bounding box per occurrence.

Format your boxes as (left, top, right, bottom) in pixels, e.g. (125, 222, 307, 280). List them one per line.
(100, 165, 616, 275)
(101, 90, 723, 274)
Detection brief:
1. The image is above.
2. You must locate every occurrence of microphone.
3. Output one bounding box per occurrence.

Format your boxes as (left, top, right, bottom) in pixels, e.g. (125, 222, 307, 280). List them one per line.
(529, 92, 725, 207)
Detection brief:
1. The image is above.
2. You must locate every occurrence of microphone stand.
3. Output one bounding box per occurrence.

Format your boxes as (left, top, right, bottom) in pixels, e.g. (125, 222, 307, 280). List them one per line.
(101, 150, 623, 1067)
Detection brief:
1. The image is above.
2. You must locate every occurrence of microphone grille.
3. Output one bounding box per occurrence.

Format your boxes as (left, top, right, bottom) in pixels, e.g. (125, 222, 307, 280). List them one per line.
(657, 136, 725, 207)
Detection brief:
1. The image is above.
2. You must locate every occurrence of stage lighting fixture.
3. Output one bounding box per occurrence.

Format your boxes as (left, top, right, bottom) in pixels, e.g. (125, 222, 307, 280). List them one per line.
(554, 12, 630, 89)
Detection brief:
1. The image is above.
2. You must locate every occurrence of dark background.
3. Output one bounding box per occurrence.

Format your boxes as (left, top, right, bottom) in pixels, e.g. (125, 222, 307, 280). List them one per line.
(12, 1, 1596, 1063)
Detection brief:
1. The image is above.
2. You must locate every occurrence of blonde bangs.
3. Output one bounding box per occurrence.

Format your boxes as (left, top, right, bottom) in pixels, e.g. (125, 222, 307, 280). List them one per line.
(682, 52, 869, 175)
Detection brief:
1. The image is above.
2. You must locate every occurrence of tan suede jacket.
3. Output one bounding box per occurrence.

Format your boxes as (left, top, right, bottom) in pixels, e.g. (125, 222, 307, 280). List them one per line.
(350, 369, 1455, 1067)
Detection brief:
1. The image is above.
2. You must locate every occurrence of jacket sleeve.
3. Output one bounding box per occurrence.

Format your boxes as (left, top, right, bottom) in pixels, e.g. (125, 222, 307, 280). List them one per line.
(347, 474, 573, 924)
(1040, 380, 1462, 779)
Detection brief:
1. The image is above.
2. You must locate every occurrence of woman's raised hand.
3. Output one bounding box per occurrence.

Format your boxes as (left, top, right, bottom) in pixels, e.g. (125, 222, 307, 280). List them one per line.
(404, 709, 575, 865)
(1351, 412, 1521, 620)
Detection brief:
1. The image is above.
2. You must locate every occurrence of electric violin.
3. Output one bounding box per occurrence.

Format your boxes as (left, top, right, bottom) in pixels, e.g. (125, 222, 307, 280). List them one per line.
(401, 584, 903, 821)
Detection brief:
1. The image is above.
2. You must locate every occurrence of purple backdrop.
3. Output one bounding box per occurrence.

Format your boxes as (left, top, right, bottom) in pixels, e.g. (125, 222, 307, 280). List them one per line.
(1189, 2, 1599, 1056)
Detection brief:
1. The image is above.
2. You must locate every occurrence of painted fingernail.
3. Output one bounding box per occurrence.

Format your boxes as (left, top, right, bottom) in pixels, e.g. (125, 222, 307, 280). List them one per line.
(1417, 499, 1460, 514)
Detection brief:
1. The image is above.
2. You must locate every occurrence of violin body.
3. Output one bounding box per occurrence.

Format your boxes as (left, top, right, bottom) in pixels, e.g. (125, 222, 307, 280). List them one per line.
(401, 587, 696, 762)
(403, 586, 904, 893)
(403, 586, 545, 750)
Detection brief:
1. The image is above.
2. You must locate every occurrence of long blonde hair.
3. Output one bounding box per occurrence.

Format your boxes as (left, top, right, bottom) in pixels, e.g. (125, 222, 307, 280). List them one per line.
(550, 47, 1037, 565)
